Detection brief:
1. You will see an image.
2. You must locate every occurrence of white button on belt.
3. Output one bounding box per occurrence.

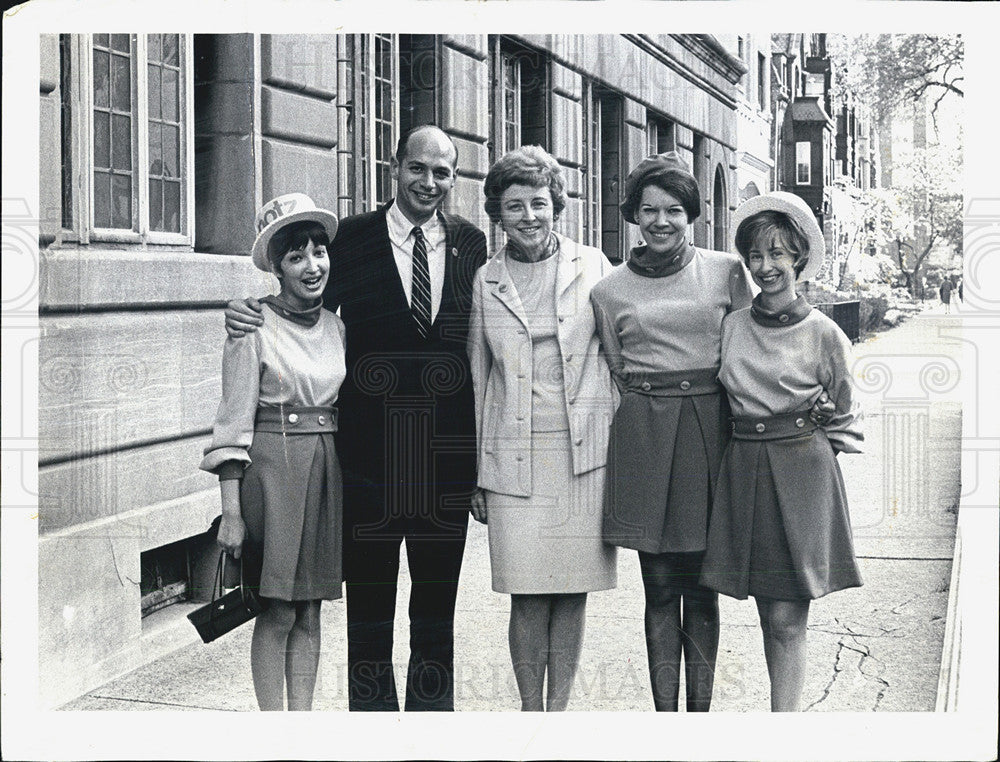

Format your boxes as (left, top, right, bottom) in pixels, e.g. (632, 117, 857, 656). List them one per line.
(795, 418, 805, 428)
(640, 382, 652, 391)
(288, 413, 299, 424)
(755, 422, 766, 433)
(318, 415, 326, 425)
(679, 380, 691, 391)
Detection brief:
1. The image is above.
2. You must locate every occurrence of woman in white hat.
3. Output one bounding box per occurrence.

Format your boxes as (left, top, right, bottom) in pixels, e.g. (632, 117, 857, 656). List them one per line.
(701, 191, 864, 711)
(200, 193, 345, 711)
(590, 152, 754, 712)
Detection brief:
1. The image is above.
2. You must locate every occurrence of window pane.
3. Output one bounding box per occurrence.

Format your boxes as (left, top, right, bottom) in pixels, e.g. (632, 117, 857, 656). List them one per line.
(93, 49, 110, 108)
(162, 34, 178, 66)
(149, 121, 162, 174)
(111, 34, 130, 53)
(94, 112, 111, 168)
(111, 173, 132, 228)
(162, 124, 179, 177)
(149, 178, 163, 231)
(112, 54, 131, 110)
(93, 171, 111, 227)
(94, 33, 109, 47)
(148, 64, 161, 120)
(148, 33, 161, 63)
(60, 34, 73, 229)
(162, 67, 178, 122)
(164, 180, 181, 233)
(112, 113, 132, 170)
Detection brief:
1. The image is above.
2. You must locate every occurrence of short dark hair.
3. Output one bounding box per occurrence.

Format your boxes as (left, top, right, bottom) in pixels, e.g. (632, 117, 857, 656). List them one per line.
(734, 210, 811, 277)
(395, 124, 459, 167)
(620, 168, 701, 224)
(267, 221, 330, 274)
(483, 145, 567, 224)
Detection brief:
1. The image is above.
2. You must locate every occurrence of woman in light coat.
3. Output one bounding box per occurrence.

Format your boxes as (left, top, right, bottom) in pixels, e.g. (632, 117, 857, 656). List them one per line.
(467, 145, 617, 711)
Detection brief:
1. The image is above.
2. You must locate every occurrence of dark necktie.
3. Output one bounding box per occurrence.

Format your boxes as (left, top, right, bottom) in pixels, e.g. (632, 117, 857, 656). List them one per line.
(411, 226, 431, 338)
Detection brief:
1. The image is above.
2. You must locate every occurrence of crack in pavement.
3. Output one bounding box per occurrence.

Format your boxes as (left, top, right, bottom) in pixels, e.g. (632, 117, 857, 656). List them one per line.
(805, 619, 891, 711)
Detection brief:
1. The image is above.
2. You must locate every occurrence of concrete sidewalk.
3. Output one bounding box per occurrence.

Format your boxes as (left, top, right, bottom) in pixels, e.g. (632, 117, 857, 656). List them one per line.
(62, 304, 963, 713)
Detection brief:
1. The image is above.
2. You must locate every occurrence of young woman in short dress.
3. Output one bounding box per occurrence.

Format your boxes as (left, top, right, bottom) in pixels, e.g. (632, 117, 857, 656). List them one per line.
(590, 152, 753, 711)
(201, 194, 346, 711)
(700, 191, 864, 712)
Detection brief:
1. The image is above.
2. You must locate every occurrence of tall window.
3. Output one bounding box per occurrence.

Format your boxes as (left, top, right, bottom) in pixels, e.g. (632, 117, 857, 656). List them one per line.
(60, 33, 193, 244)
(599, 93, 624, 263)
(582, 83, 602, 250)
(340, 35, 399, 212)
(796, 141, 811, 184)
(757, 53, 767, 111)
(492, 38, 549, 164)
(647, 114, 675, 156)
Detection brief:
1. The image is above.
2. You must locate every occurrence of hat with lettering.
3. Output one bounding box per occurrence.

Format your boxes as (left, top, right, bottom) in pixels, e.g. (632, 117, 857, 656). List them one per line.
(731, 191, 825, 283)
(251, 193, 339, 272)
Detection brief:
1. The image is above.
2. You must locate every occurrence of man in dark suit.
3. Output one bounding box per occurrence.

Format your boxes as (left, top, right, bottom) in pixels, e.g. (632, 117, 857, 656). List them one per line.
(226, 125, 487, 711)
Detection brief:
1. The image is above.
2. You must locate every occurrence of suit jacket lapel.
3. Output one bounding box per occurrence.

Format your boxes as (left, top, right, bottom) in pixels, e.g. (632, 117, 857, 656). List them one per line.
(373, 204, 413, 320)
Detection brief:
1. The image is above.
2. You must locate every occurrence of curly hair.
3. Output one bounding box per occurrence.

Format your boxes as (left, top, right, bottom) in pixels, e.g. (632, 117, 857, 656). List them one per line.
(734, 210, 811, 277)
(483, 145, 567, 224)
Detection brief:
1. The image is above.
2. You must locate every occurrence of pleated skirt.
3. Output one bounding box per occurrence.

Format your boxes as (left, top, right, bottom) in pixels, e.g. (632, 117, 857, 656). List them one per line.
(486, 431, 617, 595)
(240, 431, 344, 601)
(700, 429, 863, 601)
(602, 391, 729, 554)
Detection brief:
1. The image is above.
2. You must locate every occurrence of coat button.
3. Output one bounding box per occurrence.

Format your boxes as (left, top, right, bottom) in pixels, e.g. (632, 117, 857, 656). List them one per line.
(517, 373, 526, 379)
(641, 381, 651, 391)
(565, 354, 573, 362)
(795, 418, 805, 428)
(288, 413, 299, 424)
(755, 422, 766, 433)
(318, 415, 326, 425)
(499, 284, 508, 293)
(516, 415, 524, 421)
(679, 380, 691, 391)
(574, 438, 583, 446)
(569, 397, 576, 405)
(516, 454, 524, 462)
(558, 316, 565, 323)
(779, 313, 790, 323)
(517, 328, 526, 335)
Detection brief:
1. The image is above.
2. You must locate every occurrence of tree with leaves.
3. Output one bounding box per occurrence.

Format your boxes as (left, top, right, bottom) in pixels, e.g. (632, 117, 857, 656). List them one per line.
(829, 34, 963, 120)
(855, 147, 962, 297)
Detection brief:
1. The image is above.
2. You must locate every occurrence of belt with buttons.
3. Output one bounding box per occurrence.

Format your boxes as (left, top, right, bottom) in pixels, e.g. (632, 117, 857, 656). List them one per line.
(731, 410, 817, 441)
(254, 406, 338, 434)
(622, 367, 721, 397)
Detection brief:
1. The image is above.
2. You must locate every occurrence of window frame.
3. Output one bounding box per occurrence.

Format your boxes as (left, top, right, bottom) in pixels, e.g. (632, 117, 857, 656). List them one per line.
(61, 33, 195, 246)
(795, 141, 812, 185)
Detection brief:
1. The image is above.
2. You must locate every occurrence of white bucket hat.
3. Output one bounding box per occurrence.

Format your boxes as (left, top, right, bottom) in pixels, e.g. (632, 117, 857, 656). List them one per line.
(730, 191, 825, 283)
(251, 193, 339, 272)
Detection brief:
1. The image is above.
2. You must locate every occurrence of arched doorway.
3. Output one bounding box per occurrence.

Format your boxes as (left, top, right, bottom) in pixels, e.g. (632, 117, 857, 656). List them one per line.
(712, 166, 727, 251)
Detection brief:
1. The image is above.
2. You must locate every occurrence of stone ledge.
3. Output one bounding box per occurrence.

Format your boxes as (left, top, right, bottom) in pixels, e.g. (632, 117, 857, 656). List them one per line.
(40, 249, 277, 311)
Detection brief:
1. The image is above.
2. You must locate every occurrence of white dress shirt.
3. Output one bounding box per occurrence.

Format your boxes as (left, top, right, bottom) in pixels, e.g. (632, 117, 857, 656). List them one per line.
(385, 200, 447, 322)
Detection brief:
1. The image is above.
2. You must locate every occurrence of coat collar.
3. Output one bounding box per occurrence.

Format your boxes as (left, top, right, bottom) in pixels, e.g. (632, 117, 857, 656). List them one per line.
(482, 233, 584, 329)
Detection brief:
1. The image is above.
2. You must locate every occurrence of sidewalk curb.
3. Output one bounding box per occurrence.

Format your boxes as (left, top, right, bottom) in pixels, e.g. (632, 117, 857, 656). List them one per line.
(935, 527, 962, 712)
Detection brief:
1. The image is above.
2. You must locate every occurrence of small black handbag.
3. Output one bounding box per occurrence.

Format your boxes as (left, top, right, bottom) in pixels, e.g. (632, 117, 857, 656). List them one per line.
(187, 551, 266, 644)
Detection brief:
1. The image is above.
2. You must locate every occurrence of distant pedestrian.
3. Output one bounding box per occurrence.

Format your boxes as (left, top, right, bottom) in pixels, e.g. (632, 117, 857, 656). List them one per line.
(701, 192, 864, 712)
(958, 278, 964, 302)
(939, 279, 953, 314)
(201, 195, 346, 711)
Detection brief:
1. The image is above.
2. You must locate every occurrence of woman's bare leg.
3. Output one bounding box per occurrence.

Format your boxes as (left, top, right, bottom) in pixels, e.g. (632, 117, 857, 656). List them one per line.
(509, 594, 551, 711)
(286, 600, 322, 711)
(756, 597, 811, 711)
(545, 593, 587, 711)
(250, 599, 296, 711)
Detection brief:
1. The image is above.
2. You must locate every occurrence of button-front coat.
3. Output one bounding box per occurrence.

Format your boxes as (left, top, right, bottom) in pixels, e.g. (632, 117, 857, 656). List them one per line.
(467, 233, 617, 498)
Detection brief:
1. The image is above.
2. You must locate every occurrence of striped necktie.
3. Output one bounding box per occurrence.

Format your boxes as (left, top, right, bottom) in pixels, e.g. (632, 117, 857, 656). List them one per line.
(410, 226, 431, 338)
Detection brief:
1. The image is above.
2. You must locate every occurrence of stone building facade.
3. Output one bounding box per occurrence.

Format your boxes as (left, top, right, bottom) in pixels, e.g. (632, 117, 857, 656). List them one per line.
(37, 33, 743, 708)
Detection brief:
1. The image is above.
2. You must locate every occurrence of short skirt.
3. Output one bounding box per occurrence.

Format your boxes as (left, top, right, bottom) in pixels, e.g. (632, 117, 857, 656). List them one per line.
(240, 431, 344, 601)
(602, 389, 730, 554)
(700, 428, 863, 601)
(486, 430, 617, 595)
